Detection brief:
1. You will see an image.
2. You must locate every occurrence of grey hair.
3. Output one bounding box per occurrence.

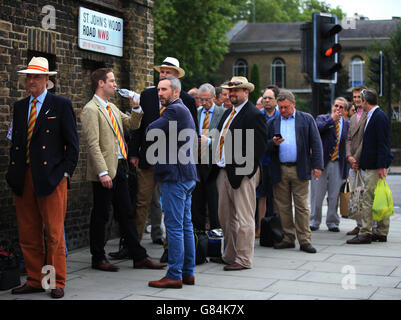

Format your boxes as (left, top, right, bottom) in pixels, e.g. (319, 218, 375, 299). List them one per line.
(277, 89, 295, 103)
(198, 83, 215, 96)
(160, 75, 181, 92)
(334, 96, 348, 107)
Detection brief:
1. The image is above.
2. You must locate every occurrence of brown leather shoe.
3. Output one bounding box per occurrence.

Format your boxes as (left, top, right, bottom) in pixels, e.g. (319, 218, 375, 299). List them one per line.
(134, 257, 167, 269)
(209, 257, 228, 265)
(182, 275, 195, 285)
(92, 259, 120, 272)
(346, 227, 360, 236)
(148, 277, 182, 289)
(50, 287, 64, 299)
(11, 283, 45, 295)
(224, 262, 248, 271)
(300, 243, 317, 253)
(346, 234, 372, 244)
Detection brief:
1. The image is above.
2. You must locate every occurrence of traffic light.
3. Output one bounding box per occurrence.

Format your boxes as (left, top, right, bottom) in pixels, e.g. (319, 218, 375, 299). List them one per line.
(312, 12, 342, 84)
(370, 50, 384, 96)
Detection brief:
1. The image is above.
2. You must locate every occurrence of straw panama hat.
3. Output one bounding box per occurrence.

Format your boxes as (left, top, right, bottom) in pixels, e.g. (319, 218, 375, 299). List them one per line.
(154, 57, 185, 78)
(18, 57, 57, 75)
(221, 76, 255, 92)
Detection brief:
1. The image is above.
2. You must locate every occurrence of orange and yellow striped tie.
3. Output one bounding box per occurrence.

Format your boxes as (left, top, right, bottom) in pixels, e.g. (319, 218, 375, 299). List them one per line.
(202, 110, 210, 135)
(26, 98, 38, 164)
(107, 105, 127, 159)
(160, 105, 166, 116)
(217, 108, 236, 161)
(331, 120, 339, 161)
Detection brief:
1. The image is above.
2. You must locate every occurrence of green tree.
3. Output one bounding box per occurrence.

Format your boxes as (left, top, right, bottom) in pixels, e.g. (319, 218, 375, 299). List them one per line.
(366, 22, 401, 117)
(249, 64, 261, 104)
(153, 0, 246, 90)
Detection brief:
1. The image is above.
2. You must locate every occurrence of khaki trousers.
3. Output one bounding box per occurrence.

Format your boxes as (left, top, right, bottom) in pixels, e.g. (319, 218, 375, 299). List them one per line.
(135, 167, 156, 240)
(273, 165, 311, 245)
(360, 169, 390, 236)
(14, 168, 67, 289)
(217, 168, 259, 268)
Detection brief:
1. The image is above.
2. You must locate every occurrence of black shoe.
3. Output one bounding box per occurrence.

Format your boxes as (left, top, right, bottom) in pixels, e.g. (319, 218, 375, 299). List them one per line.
(346, 234, 372, 244)
(372, 233, 387, 242)
(328, 227, 340, 232)
(273, 241, 295, 249)
(300, 243, 317, 253)
(152, 238, 165, 245)
(108, 247, 133, 260)
(310, 226, 319, 231)
(160, 249, 168, 263)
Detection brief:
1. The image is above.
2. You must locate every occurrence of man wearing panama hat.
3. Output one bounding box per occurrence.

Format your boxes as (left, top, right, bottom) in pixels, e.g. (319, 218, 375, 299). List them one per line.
(6, 57, 79, 298)
(127, 57, 197, 263)
(209, 76, 267, 271)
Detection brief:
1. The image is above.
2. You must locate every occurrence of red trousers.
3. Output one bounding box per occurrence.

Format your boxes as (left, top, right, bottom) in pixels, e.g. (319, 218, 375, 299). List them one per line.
(14, 167, 67, 289)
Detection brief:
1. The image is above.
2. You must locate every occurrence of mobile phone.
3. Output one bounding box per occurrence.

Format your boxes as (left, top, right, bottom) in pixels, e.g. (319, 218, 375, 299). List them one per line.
(274, 133, 282, 139)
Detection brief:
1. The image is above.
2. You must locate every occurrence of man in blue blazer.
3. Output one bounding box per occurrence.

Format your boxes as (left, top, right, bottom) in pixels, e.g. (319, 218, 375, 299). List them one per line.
(147, 76, 198, 289)
(347, 88, 393, 244)
(7, 57, 79, 298)
(267, 89, 323, 253)
(310, 97, 350, 232)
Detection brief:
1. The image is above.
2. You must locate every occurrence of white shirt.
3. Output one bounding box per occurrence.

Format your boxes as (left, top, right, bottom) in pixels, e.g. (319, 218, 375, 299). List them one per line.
(216, 100, 247, 168)
(364, 106, 379, 132)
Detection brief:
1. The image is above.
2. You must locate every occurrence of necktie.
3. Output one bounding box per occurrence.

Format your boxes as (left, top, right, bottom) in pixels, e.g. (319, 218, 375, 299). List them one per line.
(217, 108, 236, 162)
(331, 120, 339, 161)
(202, 110, 210, 135)
(160, 105, 166, 116)
(26, 98, 38, 164)
(107, 105, 127, 159)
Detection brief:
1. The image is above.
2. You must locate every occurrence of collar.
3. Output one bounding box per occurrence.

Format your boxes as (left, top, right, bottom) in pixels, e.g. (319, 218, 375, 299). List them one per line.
(94, 94, 108, 108)
(203, 104, 215, 113)
(233, 99, 248, 113)
(30, 89, 47, 104)
(281, 109, 296, 120)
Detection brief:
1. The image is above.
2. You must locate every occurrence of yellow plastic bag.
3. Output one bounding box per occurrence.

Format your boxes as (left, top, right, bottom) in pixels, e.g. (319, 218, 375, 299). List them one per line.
(372, 179, 394, 221)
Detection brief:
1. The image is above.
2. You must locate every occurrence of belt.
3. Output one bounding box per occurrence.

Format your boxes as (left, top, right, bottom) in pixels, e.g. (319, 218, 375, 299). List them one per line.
(280, 162, 296, 167)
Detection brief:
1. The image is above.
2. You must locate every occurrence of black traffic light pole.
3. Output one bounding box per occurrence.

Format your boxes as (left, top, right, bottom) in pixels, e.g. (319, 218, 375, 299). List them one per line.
(387, 54, 392, 119)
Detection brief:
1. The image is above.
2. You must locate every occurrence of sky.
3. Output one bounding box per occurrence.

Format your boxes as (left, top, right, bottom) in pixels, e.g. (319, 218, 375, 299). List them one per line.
(325, 0, 401, 20)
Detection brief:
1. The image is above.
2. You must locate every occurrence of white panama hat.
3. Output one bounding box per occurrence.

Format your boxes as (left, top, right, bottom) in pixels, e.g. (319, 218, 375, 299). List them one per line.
(154, 57, 185, 78)
(18, 57, 57, 75)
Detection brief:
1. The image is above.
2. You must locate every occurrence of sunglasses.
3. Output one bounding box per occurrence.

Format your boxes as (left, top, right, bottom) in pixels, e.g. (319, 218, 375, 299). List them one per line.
(334, 104, 344, 109)
(228, 81, 243, 86)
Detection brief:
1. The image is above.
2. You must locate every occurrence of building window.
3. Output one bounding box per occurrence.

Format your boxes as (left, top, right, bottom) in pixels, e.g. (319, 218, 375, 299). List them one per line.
(271, 58, 286, 88)
(349, 56, 365, 87)
(233, 59, 248, 77)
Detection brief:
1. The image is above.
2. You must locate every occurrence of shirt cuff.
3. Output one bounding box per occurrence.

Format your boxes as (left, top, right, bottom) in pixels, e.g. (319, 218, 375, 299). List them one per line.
(131, 106, 143, 113)
(98, 171, 108, 177)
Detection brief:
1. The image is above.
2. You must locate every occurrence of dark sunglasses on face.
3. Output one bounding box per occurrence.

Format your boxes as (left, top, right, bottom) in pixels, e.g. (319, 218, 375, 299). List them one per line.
(334, 104, 344, 109)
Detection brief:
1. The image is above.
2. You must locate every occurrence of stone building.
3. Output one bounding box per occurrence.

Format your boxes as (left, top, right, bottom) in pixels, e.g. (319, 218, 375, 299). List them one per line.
(0, 0, 154, 250)
(217, 19, 400, 99)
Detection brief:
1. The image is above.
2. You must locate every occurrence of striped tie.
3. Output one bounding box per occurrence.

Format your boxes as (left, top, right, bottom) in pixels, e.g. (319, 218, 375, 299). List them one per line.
(217, 108, 236, 162)
(202, 110, 210, 135)
(160, 105, 166, 116)
(26, 98, 38, 164)
(107, 105, 127, 159)
(331, 120, 339, 161)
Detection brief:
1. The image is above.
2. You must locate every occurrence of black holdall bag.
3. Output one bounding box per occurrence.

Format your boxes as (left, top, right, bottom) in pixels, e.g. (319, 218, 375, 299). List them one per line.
(0, 242, 21, 290)
(194, 229, 208, 265)
(260, 215, 284, 247)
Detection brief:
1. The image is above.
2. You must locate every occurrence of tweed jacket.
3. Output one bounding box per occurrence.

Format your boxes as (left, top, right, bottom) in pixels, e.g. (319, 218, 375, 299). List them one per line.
(80, 96, 143, 181)
(345, 110, 367, 163)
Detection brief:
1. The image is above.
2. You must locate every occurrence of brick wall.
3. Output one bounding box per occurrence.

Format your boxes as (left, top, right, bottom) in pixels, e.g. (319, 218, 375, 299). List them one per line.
(0, 0, 154, 250)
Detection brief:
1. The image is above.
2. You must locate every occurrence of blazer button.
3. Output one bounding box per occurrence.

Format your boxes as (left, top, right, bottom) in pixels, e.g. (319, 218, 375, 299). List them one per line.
(42, 146, 46, 149)
(46, 129, 50, 134)
(11, 161, 15, 165)
(15, 146, 19, 150)
(43, 161, 48, 165)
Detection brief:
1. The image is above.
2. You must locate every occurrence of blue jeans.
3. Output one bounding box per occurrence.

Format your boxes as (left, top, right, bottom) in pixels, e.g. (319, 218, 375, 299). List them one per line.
(161, 179, 196, 281)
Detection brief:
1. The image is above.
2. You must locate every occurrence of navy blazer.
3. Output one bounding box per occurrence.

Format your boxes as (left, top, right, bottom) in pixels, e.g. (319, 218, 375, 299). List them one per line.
(129, 87, 197, 169)
(146, 98, 198, 183)
(316, 114, 350, 179)
(360, 107, 393, 170)
(267, 110, 324, 184)
(6, 92, 79, 197)
(214, 101, 268, 189)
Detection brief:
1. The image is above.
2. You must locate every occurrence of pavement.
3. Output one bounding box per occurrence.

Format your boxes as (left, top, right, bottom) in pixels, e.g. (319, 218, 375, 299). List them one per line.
(1, 170, 401, 303)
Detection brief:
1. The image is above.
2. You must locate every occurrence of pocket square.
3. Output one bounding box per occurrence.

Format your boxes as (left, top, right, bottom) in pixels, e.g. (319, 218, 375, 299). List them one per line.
(47, 116, 56, 119)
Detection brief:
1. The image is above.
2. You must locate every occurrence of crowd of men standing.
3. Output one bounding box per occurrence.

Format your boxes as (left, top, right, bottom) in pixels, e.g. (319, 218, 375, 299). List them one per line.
(6, 55, 393, 296)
